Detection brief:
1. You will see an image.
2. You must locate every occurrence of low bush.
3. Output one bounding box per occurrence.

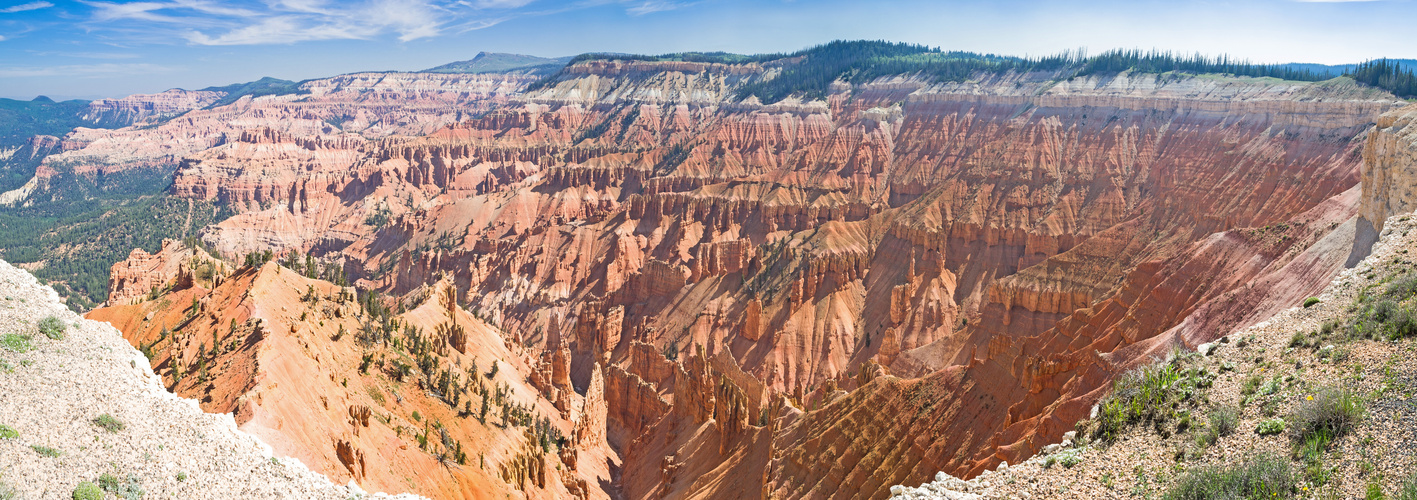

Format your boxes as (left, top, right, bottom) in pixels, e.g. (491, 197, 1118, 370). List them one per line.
(1164, 451, 1294, 499)
(1289, 386, 1362, 448)
(0, 334, 31, 353)
(1303, 297, 1321, 308)
(31, 445, 60, 457)
(0, 425, 16, 439)
(1351, 275, 1417, 339)
(1093, 357, 1214, 442)
(37, 316, 65, 340)
(1241, 373, 1263, 397)
(72, 482, 101, 500)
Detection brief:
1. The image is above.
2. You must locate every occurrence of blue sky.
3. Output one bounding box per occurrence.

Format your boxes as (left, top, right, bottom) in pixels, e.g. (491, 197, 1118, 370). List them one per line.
(0, 0, 1412, 100)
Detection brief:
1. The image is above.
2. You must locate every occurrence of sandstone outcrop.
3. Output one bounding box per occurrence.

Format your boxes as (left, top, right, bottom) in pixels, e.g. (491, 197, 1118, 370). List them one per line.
(1353, 102, 1417, 265)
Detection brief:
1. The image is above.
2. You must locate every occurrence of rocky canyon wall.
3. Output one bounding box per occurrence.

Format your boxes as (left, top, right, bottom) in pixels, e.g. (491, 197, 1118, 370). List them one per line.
(81, 59, 1408, 499)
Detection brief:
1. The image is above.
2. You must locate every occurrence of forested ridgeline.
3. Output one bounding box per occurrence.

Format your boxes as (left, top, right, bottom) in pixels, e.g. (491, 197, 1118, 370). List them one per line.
(543, 40, 1415, 103)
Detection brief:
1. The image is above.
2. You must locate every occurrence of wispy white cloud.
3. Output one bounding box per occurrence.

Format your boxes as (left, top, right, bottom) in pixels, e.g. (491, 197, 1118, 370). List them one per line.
(624, 0, 695, 15)
(0, 1, 53, 14)
(84, 1, 191, 23)
(75, 0, 692, 46)
(85, 0, 450, 45)
(0, 62, 171, 78)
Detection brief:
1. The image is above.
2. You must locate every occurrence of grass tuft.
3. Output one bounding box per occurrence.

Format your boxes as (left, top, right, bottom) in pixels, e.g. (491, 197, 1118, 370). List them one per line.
(93, 413, 125, 433)
(1163, 451, 1293, 499)
(30, 444, 60, 457)
(1209, 407, 1239, 437)
(0, 425, 16, 439)
(1398, 472, 1417, 500)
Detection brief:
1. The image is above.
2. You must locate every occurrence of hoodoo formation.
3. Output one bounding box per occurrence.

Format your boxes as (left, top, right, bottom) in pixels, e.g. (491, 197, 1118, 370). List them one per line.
(4, 39, 1417, 500)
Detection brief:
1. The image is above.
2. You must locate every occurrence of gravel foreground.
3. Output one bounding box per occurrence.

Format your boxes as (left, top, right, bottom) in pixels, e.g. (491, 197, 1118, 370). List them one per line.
(0, 260, 419, 499)
(893, 213, 1417, 499)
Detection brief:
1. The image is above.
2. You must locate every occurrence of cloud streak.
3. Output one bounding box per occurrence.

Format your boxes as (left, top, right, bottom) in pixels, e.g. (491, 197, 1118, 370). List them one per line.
(73, 0, 689, 46)
(0, 1, 53, 14)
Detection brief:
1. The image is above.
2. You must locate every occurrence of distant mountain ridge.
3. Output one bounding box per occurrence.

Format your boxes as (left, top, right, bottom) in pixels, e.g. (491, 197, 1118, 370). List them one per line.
(200, 76, 305, 107)
(421, 51, 570, 75)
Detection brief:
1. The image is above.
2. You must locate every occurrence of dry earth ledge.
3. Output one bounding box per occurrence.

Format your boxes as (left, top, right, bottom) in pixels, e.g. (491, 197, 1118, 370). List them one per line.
(892, 211, 1417, 499)
(0, 259, 424, 499)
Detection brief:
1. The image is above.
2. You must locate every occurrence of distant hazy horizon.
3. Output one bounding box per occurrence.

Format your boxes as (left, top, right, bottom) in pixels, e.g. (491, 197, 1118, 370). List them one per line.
(2, 0, 1414, 100)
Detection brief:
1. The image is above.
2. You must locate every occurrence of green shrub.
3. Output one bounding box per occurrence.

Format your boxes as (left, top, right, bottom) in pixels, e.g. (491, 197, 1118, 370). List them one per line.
(1386, 273, 1417, 299)
(0, 425, 16, 439)
(0, 334, 31, 353)
(30, 445, 60, 457)
(1257, 418, 1287, 436)
(37, 316, 65, 340)
(93, 413, 124, 433)
(72, 482, 101, 500)
(1241, 373, 1263, 397)
(1093, 358, 1214, 441)
(0, 480, 15, 500)
(1209, 407, 1239, 437)
(1303, 297, 1321, 308)
(1290, 387, 1362, 447)
(98, 473, 143, 499)
(1392, 309, 1417, 339)
(1164, 451, 1294, 499)
(1056, 448, 1083, 468)
(1374, 300, 1399, 323)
